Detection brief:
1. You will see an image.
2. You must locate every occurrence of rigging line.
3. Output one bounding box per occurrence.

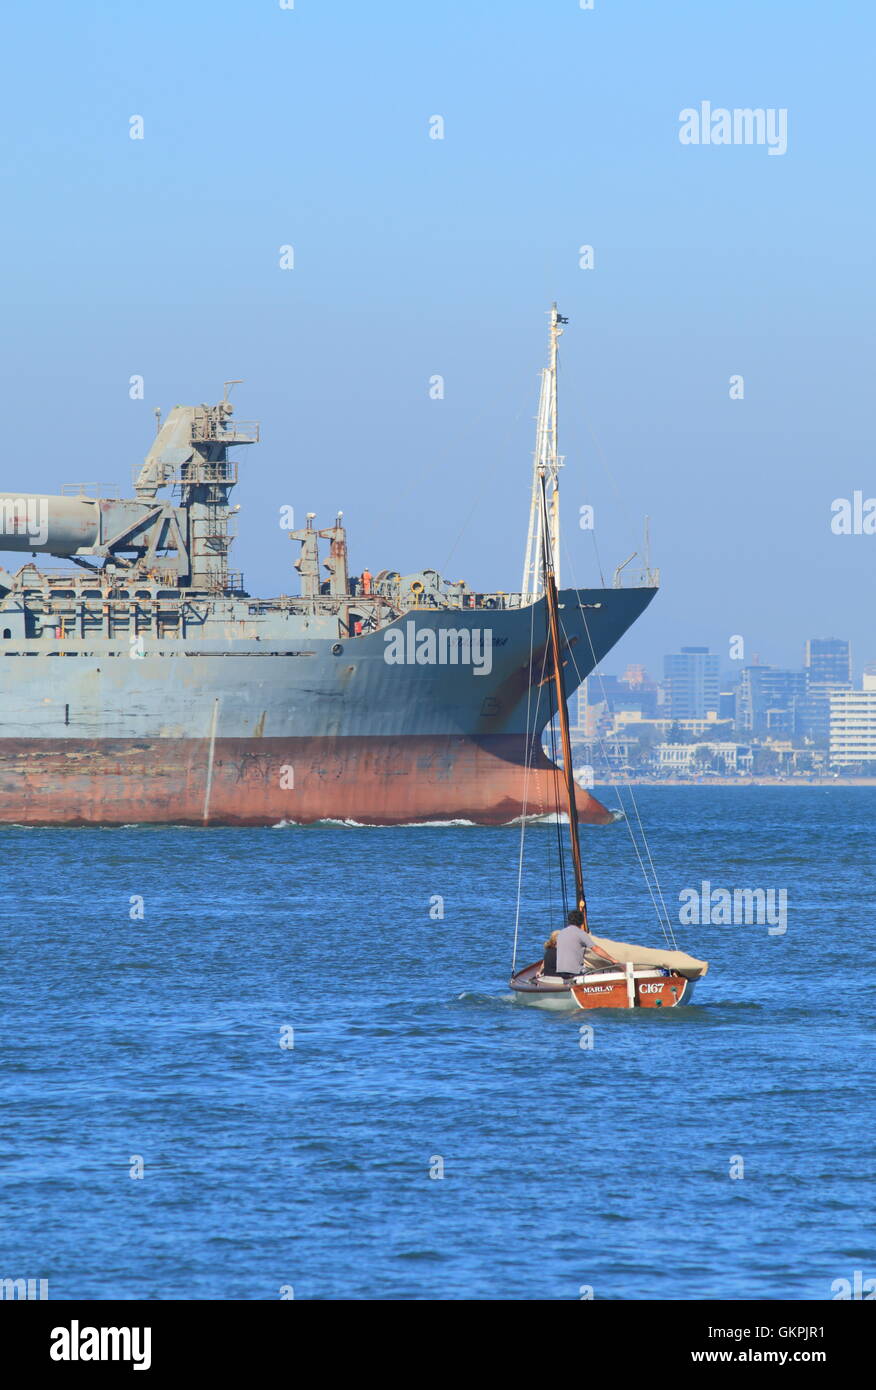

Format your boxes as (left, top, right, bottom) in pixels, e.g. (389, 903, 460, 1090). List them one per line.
(545, 652, 569, 913)
(556, 354, 644, 555)
(512, 607, 554, 967)
(557, 359, 607, 587)
(550, 697, 570, 904)
(539, 686, 567, 920)
(512, 595, 540, 972)
(571, 612, 679, 948)
(380, 396, 528, 571)
(555, 548, 674, 932)
(572, 639, 677, 947)
(561, 547, 664, 884)
(532, 671, 562, 935)
(558, 609, 674, 946)
(531, 628, 567, 867)
(539, 669, 567, 939)
(588, 527, 607, 590)
(438, 402, 528, 576)
(557, 569, 678, 948)
(522, 643, 559, 948)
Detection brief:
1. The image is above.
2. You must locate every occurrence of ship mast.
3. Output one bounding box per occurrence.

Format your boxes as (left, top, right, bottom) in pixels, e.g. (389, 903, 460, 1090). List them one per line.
(538, 468, 587, 922)
(521, 304, 567, 602)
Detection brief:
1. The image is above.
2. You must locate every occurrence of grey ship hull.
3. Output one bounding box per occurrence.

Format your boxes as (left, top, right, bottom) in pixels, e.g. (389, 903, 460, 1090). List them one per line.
(0, 586, 654, 824)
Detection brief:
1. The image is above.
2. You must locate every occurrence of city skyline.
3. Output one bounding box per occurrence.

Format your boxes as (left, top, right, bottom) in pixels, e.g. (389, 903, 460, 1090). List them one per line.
(593, 635, 869, 688)
(575, 636, 867, 756)
(568, 633, 876, 773)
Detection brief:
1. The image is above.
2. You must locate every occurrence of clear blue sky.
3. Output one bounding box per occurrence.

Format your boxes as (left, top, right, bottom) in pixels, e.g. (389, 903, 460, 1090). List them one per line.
(1, 0, 872, 677)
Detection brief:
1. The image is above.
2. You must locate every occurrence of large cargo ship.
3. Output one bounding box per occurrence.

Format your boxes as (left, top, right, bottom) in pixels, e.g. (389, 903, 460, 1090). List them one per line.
(0, 310, 656, 825)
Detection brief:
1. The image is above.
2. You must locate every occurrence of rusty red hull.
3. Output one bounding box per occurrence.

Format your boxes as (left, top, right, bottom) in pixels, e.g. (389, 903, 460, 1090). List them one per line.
(0, 735, 614, 826)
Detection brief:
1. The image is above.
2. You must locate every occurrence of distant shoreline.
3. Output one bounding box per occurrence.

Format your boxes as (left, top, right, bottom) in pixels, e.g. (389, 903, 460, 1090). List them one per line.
(593, 778, 876, 788)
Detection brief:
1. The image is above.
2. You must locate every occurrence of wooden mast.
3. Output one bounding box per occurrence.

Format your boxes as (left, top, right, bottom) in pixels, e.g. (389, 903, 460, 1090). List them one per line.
(538, 469, 587, 925)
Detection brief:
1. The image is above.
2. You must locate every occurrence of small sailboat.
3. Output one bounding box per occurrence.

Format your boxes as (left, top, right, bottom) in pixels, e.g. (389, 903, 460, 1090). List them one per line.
(509, 308, 708, 1010)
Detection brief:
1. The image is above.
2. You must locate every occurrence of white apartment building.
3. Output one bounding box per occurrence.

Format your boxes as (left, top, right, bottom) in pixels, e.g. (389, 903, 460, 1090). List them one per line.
(656, 741, 751, 773)
(613, 710, 732, 737)
(830, 674, 876, 766)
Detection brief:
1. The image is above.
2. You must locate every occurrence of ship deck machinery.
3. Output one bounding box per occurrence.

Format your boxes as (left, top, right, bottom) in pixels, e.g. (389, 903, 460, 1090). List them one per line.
(0, 394, 656, 825)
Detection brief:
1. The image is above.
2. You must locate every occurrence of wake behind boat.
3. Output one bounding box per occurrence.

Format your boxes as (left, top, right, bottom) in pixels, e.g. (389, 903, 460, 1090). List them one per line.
(508, 307, 708, 1011)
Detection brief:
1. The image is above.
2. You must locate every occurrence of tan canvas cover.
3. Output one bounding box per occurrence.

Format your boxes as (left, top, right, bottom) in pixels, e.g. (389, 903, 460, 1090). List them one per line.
(587, 935, 708, 979)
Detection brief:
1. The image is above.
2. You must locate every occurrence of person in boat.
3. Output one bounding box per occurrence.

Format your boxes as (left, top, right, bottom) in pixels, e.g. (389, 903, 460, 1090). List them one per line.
(542, 930, 560, 975)
(555, 910, 617, 978)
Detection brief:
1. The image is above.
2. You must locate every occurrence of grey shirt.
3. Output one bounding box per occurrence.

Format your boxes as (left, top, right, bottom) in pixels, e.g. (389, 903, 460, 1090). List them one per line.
(555, 924, 600, 975)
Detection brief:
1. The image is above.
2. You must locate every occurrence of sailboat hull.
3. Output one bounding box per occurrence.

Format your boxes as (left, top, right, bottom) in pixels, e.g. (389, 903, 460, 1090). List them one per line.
(510, 960, 697, 1010)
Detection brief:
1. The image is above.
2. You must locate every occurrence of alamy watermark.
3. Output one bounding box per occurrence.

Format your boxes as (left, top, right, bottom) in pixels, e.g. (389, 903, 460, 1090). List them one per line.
(0, 496, 48, 546)
(678, 102, 788, 156)
(50, 1322, 151, 1370)
(831, 1270, 876, 1299)
(383, 621, 493, 675)
(831, 491, 876, 534)
(679, 880, 787, 935)
(2, 1276, 49, 1300)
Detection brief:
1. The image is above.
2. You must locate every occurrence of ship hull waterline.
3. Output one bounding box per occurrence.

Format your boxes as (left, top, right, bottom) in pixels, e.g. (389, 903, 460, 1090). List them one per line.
(0, 733, 614, 827)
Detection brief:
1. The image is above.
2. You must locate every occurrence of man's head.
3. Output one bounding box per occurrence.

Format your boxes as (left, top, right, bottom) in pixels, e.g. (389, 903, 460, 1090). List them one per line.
(567, 909, 584, 927)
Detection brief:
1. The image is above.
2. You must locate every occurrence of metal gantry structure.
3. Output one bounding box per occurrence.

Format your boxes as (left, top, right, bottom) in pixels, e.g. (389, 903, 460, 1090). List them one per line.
(521, 303, 568, 603)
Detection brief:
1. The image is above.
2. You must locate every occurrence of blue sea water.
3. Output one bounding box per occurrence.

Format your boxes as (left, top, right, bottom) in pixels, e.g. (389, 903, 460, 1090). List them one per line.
(1, 787, 873, 1301)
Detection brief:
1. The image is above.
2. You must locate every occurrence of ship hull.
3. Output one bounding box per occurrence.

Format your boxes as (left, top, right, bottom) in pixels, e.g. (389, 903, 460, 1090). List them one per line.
(0, 733, 611, 826)
(0, 585, 655, 825)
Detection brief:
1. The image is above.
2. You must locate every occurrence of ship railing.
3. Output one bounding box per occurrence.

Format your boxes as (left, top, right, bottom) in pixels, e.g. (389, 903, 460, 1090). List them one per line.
(442, 592, 524, 611)
(170, 460, 239, 485)
(60, 482, 121, 497)
(18, 568, 95, 586)
(23, 567, 83, 575)
(190, 422, 260, 444)
(613, 556, 661, 589)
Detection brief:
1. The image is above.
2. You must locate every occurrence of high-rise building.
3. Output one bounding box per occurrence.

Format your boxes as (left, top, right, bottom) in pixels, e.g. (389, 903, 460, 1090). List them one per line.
(574, 681, 588, 730)
(806, 637, 851, 686)
(800, 638, 852, 744)
(583, 670, 658, 718)
(663, 647, 719, 720)
(736, 666, 808, 735)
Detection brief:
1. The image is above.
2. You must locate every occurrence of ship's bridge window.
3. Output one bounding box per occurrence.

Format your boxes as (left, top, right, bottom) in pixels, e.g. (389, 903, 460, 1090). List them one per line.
(135, 590, 152, 598)
(2, 628, 10, 639)
(158, 591, 177, 598)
